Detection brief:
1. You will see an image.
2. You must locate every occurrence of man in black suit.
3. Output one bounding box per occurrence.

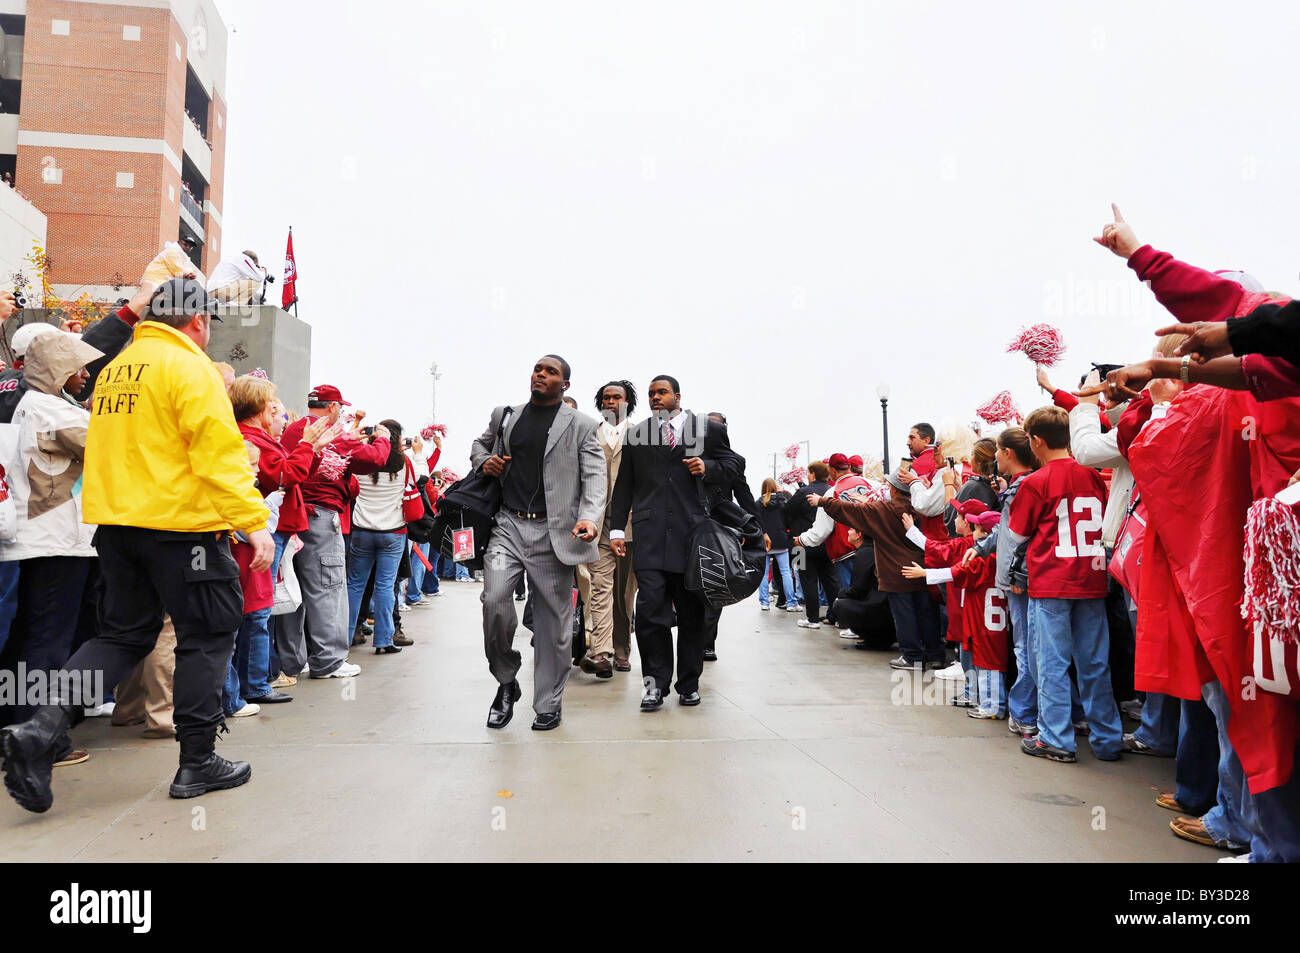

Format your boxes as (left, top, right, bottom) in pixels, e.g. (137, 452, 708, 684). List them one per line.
(609, 376, 741, 710)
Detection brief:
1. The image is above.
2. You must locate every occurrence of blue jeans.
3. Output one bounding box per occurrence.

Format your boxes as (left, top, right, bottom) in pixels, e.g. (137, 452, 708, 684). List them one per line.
(346, 529, 406, 648)
(1176, 697, 1219, 816)
(422, 551, 441, 594)
(959, 646, 976, 702)
(887, 589, 943, 664)
(836, 555, 854, 592)
(406, 542, 430, 603)
(235, 606, 274, 700)
(1029, 596, 1122, 757)
(455, 561, 470, 581)
(1134, 692, 1180, 755)
(1200, 679, 1254, 850)
(267, 532, 290, 679)
(1006, 589, 1037, 727)
(759, 551, 796, 607)
(976, 668, 1006, 717)
(0, 560, 19, 656)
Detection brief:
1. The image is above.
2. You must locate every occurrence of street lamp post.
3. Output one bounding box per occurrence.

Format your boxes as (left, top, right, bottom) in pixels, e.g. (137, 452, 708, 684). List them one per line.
(876, 383, 890, 474)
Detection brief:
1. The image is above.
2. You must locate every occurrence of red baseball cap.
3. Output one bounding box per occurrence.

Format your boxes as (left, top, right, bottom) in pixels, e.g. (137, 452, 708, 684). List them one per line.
(828, 452, 850, 469)
(849, 454, 864, 468)
(951, 498, 989, 517)
(967, 510, 1001, 531)
(308, 384, 351, 406)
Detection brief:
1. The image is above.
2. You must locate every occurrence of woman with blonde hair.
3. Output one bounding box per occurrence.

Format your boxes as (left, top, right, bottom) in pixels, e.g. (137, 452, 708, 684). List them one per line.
(756, 477, 800, 612)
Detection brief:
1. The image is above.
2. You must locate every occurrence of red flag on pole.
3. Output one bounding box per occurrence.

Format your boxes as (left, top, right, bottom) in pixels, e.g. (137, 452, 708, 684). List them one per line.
(281, 228, 297, 310)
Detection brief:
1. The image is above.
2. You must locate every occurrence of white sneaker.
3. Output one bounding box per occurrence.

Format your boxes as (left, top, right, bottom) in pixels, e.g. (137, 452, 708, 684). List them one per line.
(312, 662, 361, 679)
(232, 702, 261, 717)
(760, 605, 771, 611)
(1217, 853, 1251, 863)
(784, 605, 801, 613)
(933, 661, 966, 681)
(398, 602, 411, 612)
(796, 619, 821, 629)
(83, 701, 116, 718)
(837, 629, 858, 640)
(299, 663, 311, 676)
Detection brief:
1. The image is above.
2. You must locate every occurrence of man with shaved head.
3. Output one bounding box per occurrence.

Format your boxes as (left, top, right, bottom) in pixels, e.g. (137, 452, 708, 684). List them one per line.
(472, 355, 606, 731)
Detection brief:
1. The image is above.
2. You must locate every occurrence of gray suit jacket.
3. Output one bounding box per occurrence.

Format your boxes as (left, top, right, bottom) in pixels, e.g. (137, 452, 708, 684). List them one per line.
(471, 402, 607, 566)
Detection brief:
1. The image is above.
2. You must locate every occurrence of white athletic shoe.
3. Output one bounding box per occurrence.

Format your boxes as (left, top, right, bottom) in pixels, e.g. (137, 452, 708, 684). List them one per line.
(760, 605, 771, 611)
(312, 662, 362, 679)
(231, 702, 261, 717)
(933, 661, 966, 681)
(796, 619, 821, 629)
(837, 630, 858, 640)
(1217, 853, 1251, 863)
(784, 605, 801, 613)
(83, 701, 116, 718)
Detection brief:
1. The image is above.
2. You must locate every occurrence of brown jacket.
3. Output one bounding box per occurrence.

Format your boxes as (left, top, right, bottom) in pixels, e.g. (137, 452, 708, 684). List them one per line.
(821, 494, 925, 593)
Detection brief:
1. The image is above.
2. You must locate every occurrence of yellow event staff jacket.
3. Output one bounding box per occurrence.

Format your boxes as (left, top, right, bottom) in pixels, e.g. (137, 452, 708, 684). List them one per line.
(82, 321, 268, 535)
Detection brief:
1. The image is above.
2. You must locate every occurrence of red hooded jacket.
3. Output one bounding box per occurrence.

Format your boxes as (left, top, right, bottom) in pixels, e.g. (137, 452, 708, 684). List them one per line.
(239, 423, 320, 535)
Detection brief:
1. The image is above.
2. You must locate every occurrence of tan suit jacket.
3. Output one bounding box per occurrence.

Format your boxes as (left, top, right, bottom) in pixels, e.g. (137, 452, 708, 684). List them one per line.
(600, 421, 632, 543)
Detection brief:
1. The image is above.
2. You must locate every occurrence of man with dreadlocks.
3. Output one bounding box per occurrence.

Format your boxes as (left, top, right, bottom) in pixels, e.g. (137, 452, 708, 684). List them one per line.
(575, 380, 640, 677)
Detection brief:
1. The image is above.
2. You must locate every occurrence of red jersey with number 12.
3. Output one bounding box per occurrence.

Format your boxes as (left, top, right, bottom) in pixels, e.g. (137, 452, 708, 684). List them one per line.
(1007, 458, 1109, 599)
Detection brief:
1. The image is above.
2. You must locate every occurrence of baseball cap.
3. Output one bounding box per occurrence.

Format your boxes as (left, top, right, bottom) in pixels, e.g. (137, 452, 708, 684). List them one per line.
(1213, 270, 1264, 293)
(849, 454, 864, 468)
(967, 511, 1001, 531)
(950, 498, 990, 518)
(308, 384, 351, 406)
(828, 452, 850, 470)
(149, 277, 221, 322)
(10, 322, 60, 358)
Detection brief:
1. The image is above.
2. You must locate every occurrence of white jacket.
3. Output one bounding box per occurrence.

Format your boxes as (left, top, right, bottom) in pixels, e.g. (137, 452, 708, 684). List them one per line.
(909, 470, 950, 517)
(0, 390, 96, 559)
(1069, 403, 1132, 549)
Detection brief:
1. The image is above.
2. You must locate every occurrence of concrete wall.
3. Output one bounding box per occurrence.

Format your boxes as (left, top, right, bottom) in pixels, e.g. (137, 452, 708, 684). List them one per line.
(207, 305, 313, 416)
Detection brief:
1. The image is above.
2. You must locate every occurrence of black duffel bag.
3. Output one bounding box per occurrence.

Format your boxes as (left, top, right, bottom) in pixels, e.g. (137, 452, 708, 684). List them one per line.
(429, 407, 514, 570)
(684, 481, 766, 607)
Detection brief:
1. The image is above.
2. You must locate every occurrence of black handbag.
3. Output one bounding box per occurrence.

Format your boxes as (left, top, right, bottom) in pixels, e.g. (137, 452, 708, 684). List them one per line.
(684, 480, 767, 607)
(406, 474, 439, 543)
(430, 407, 514, 567)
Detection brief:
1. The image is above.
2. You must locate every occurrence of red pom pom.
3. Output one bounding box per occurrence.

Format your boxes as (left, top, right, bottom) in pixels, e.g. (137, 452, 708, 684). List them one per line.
(1243, 497, 1300, 646)
(440, 468, 460, 484)
(317, 446, 351, 481)
(1006, 323, 1066, 367)
(782, 443, 801, 463)
(975, 390, 1021, 425)
(778, 467, 804, 486)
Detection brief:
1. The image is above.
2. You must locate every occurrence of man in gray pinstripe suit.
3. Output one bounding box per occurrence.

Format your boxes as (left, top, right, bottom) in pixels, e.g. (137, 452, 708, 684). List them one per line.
(471, 355, 607, 731)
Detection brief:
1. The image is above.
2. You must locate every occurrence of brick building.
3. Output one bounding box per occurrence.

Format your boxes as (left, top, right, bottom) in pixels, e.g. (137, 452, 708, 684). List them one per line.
(0, 0, 228, 301)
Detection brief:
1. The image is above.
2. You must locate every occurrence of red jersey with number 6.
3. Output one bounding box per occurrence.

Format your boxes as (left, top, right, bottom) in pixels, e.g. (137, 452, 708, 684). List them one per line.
(1006, 458, 1109, 599)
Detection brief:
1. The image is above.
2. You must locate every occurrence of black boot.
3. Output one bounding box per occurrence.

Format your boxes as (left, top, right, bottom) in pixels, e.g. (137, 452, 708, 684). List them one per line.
(0, 704, 78, 813)
(168, 726, 252, 799)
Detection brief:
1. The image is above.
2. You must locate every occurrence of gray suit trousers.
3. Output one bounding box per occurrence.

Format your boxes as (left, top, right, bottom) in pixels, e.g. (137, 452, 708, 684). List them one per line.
(274, 508, 350, 677)
(482, 510, 575, 715)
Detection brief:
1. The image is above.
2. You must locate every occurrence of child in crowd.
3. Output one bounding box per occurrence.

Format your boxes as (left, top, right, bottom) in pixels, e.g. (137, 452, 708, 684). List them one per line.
(903, 505, 1009, 717)
(900, 500, 987, 707)
(1005, 407, 1122, 763)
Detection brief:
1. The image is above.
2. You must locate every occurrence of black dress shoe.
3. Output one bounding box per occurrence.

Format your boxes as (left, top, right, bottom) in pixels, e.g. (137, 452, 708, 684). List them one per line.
(487, 680, 522, 729)
(351, 629, 368, 646)
(640, 683, 664, 712)
(375, 645, 403, 655)
(531, 710, 562, 731)
(702, 649, 717, 662)
(679, 691, 701, 706)
(246, 690, 293, 704)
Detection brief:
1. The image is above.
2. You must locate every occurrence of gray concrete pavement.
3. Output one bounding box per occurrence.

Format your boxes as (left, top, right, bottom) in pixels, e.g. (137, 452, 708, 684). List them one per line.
(0, 582, 1212, 861)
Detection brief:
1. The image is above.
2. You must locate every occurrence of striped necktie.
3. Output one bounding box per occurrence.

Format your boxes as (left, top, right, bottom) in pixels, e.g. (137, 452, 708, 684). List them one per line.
(661, 418, 676, 449)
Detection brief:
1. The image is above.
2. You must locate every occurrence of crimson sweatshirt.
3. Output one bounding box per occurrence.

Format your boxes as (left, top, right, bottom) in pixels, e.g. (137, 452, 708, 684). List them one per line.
(282, 416, 390, 515)
(1127, 245, 1300, 401)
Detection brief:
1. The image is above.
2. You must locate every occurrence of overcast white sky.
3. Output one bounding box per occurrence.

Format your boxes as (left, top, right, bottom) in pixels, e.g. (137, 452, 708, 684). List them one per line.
(215, 0, 1299, 484)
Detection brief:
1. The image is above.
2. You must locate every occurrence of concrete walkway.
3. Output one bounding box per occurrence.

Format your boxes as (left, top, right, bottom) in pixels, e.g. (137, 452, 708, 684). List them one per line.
(0, 582, 1211, 862)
